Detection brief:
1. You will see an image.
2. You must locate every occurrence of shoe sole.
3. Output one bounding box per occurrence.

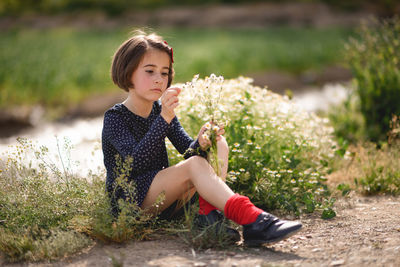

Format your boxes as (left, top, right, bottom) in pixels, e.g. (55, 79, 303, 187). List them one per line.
(244, 225, 302, 247)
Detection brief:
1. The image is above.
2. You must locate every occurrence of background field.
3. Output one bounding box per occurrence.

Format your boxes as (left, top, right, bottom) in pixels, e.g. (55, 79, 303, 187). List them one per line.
(0, 26, 353, 112)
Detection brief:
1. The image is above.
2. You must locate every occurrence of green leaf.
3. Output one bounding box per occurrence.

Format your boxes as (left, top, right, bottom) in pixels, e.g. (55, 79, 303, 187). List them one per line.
(321, 208, 336, 219)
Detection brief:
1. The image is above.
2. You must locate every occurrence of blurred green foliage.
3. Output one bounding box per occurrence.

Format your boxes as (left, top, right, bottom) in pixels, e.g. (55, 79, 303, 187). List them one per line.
(0, 27, 352, 114)
(327, 89, 366, 144)
(0, 0, 398, 16)
(345, 17, 400, 143)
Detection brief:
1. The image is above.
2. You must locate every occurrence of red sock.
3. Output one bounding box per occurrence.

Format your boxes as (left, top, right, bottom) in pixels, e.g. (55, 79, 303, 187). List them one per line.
(224, 194, 263, 225)
(198, 196, 218, 215)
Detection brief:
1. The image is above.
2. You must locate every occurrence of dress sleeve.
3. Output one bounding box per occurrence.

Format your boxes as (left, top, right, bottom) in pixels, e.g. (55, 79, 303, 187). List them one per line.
(167, 116, 208, 159)
(103, 110, 170, 169)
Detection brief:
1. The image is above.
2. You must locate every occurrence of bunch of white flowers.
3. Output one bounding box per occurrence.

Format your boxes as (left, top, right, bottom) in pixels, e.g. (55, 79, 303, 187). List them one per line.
(181, 74, 227, 176)
(182, 73, 226, 123)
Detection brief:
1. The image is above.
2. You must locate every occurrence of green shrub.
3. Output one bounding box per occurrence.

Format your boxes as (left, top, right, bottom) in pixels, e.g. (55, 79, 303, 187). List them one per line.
(345, 17, 400, 142)
(171, 76, 339, 217)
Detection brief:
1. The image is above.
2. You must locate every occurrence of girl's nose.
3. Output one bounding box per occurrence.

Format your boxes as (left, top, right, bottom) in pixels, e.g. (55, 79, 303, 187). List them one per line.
(154, 74, 163, 84)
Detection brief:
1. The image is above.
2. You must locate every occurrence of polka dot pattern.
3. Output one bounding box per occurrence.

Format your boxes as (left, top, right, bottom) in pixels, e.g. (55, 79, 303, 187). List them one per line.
(102, 101, 202, 209)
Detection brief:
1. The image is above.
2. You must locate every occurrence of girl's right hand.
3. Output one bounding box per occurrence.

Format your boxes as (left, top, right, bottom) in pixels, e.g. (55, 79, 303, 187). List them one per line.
(160, 87, 181, 123)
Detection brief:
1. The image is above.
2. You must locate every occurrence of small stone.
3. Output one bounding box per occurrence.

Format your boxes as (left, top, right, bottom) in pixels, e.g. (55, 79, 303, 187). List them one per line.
(312, 248, 322, 252)
(194, 262, 207, 267)
(191, 249, 196, 258)
(330, 259, 345, 266)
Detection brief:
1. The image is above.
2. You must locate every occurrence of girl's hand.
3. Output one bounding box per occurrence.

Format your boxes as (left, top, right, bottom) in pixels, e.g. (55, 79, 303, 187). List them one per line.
(198, 124, 211, 150)
(198, 121, 225, 150)
(160, 87, 181, 123)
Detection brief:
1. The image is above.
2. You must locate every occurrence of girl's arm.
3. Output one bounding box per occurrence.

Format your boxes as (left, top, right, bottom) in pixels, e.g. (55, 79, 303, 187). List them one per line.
(167, 117, 208, 159)
(103, 110, 170, 168)
(167, 117, 202, 154)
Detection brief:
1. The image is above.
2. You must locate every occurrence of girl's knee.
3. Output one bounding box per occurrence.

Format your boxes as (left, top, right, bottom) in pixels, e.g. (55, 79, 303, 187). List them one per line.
(185, 156, 211, 176)
(186, 155, 207, 168)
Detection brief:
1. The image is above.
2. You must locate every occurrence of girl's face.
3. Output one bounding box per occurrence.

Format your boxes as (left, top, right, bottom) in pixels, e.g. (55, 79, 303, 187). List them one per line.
(130, 49, 170, 102)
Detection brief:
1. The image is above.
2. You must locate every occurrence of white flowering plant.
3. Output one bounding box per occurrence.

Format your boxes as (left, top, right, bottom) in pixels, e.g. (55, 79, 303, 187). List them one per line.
(169, 75, 340, 218)
(182, 74, 226, 176)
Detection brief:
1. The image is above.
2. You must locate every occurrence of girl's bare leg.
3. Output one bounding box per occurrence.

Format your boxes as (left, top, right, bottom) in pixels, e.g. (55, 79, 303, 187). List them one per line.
(141, 137, 233, 214)
(216, 136, 229, 181)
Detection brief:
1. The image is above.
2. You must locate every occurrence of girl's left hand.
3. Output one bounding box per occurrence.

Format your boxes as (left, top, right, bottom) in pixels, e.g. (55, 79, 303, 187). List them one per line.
(198, 122, 225, 150)
(214, 123, 225, 141)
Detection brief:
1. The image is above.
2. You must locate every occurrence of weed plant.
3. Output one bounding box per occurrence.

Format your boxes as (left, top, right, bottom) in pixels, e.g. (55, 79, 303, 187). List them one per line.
(177, 202, 239, 250)
(171, 76, 339, 218)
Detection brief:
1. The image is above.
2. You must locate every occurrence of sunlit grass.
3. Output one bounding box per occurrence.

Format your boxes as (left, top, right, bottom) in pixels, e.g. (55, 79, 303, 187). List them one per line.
(329, 142, 400, 196)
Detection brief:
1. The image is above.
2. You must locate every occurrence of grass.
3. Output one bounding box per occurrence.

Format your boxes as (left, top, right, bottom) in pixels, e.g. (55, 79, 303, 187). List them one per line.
(328, 142, 400, 196)
(165, 27, 352, 79)
(0, 26, 353, 115)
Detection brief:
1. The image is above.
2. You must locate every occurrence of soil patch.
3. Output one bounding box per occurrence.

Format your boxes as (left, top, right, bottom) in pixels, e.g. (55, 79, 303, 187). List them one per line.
(3, 195, 399, 267)
(0, 2, 381, 30)
(249, 65, 352, 95)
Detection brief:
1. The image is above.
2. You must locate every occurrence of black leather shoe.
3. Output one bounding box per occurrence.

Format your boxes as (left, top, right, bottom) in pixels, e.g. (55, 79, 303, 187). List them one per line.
(195, 210, 241, 243)
(243, 212, 302, 247)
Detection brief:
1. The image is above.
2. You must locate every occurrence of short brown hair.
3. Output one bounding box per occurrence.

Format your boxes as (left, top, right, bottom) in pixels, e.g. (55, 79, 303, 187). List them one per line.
(111, 30, 174, 92)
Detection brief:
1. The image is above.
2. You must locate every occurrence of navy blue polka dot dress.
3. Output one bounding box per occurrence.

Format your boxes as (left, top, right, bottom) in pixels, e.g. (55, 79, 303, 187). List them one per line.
(102, 100, 205, 214)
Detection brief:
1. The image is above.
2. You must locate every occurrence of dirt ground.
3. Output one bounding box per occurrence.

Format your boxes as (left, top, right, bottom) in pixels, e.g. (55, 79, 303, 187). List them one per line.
(4, 194, 399, 267)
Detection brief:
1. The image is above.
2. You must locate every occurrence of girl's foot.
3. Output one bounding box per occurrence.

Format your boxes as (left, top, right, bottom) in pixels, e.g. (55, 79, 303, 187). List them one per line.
(243, 212, 302, 247)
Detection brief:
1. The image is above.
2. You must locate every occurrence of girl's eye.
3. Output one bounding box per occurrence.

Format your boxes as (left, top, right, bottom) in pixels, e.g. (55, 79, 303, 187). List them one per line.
(162, 73, 168, 76)
(146, 70, 154, 74)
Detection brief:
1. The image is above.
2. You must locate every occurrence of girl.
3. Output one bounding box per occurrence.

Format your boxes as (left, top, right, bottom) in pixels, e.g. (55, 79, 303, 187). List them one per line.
(102, 30, 302, 247)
